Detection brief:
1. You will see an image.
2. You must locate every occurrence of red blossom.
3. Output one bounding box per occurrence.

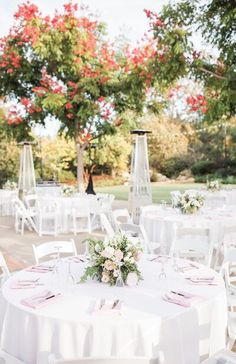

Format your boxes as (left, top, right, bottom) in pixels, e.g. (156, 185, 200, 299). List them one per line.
(20, 98, 31, 107)
(67, 113, 74, 119)
(65, 102, 73, 109)
(98, 96, 105, 103)
(186, 95, 208, 113)
(14, 2, 39, 21)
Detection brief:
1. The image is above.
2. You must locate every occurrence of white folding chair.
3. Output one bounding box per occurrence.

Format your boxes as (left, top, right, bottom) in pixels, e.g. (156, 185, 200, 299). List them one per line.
(37, 352, 164, 364)
(0, 252, 10, 287)
(0, 349, 25, 364)
(204, 194, 226, 209)
(69, 198, 91, 235)
(36, 198, 60, 236)
(13, 198, 37, 235)
(24, 194, 38, 213)
(32, 240, 77, 264)
(170, 191, 181, 207)
(112, 209, 132, 230)
(100, 213, 115, 239)
(118, 223, 156, 253)
(170, 226, 214, 267)
(201, 348, 236, 363)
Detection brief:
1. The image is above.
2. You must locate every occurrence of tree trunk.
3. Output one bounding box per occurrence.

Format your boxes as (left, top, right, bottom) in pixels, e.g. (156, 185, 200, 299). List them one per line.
(76, 143, 85, 192)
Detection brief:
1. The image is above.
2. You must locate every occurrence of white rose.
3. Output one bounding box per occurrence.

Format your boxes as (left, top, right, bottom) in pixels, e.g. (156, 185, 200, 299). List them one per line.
(101, 246, 114, 258)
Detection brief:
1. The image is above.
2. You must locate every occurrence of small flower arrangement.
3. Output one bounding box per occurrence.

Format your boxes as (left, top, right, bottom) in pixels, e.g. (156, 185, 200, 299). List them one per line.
(80, 234, 143, 286)
(62, 184, 76, 196)
(206, 179, 221, 192)
(3, 180, 17, 190)
(175, 191, 205, 214)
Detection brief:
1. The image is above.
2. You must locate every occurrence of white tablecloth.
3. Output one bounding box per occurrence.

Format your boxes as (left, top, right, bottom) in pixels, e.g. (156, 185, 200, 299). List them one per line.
(140, 206, 236, 250)
(185, 189, 236, 207)
(36, 195, 107, 233)
(0, 256, 227, 364)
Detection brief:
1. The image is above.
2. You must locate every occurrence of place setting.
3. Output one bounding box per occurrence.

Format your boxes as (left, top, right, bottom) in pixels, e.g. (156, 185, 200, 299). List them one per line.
(0, 0, 235, 362)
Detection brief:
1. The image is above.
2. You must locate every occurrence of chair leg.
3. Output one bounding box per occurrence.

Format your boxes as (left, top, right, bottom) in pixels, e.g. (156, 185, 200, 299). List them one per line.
(21, 217, 25, 235)
(227, 336, 235, 349)
(73, 215, 76, 236)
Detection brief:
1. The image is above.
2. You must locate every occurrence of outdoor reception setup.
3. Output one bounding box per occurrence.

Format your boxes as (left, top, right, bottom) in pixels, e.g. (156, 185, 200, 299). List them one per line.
(0, 0, 235, 363)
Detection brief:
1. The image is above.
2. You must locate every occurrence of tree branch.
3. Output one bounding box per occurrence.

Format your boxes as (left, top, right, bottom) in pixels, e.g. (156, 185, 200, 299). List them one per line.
(198, 67, 227, 80)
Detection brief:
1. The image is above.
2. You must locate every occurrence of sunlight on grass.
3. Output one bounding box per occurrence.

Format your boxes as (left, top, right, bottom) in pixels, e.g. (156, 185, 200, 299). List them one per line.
(96, 183, 204, 203)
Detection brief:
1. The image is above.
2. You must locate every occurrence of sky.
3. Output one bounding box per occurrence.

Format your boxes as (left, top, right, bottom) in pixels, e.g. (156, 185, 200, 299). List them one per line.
(0, 0, 169, 42)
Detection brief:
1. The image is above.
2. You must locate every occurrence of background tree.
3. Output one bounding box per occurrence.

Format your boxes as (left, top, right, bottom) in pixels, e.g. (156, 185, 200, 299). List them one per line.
(0, 2, 165, 191)
(145, 0, 236, 122)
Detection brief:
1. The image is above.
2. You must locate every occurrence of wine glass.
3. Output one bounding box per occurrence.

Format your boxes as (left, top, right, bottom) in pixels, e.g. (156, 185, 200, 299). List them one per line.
(172, 251, 180, 272)
(66, 261, 75, 286)
(116, 263, 125, 287)
(158, 257, 167, 280)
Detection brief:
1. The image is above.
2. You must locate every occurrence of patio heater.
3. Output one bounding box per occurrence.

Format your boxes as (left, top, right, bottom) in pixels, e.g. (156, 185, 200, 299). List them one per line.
(128, 130, 152, 223)
(18, 141, 36, 200)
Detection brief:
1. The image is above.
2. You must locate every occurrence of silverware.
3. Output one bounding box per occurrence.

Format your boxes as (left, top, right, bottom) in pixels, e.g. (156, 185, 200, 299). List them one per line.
(38, 293, 61, 304)
(99, 298, 105, 310)
(112, 299, 119, 309)
(171, 291, 185, 297)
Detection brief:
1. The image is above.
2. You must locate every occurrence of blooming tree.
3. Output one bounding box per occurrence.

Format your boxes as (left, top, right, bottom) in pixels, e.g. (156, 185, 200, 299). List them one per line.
(0, 2, 161, 190)
(144, 0, 236, 122)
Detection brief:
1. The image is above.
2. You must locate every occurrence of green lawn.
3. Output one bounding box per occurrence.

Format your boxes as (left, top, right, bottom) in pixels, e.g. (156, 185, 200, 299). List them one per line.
(96, 183, 204, 203)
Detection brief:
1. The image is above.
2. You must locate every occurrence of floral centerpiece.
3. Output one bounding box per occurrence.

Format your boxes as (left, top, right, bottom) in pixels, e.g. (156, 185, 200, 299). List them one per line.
(206, 179, 221, 192)
(80, 234, 143, 286)
(175, 191, 205, 214)
(62, 184, 76, 196)
(3, 180, 17, 190)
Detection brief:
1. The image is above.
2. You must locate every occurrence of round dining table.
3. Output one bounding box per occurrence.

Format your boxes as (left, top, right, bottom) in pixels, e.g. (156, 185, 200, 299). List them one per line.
(140, 205, 236, 252)
(0, 255, 227, 364)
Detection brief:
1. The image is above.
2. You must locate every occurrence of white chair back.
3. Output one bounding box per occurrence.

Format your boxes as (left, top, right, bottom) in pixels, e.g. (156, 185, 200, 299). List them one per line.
(0, 349, 26, 364)
(170, 191, 181, 207)
(13, 197, 37, 235)
(118, 223, 152, 253)
(113, 209, 132, 226)
(0, 252, 10, 285)
(24, 194, 38, 210)
(100, 213, 115, 238)
(32, 240, 77, 264)
(204, 194, 226, 209)
(201, 348, 236, 363)
(70, 198, 91, 234)
(171, 226, 214, 266)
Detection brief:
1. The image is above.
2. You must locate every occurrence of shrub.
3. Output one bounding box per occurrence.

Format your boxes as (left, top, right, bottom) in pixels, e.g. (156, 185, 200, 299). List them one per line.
(161, 155, 192, 178)
(150, 170, 158, 182)
(191, 160, 216, 176)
